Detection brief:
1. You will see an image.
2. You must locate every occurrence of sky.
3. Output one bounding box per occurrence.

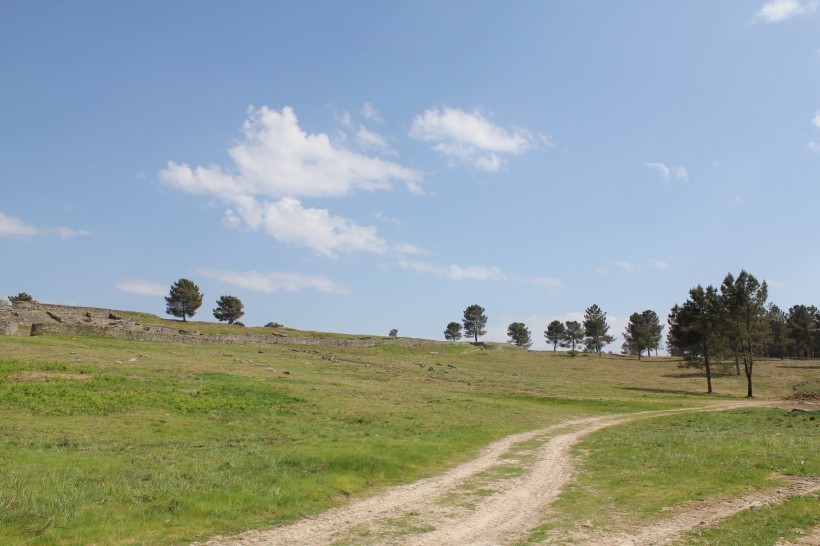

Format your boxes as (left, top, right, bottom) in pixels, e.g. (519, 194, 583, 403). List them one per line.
(2, 0, 819, 350)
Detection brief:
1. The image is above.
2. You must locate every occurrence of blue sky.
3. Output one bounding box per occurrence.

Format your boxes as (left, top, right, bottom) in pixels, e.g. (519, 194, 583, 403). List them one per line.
(2, 0, 819, 349)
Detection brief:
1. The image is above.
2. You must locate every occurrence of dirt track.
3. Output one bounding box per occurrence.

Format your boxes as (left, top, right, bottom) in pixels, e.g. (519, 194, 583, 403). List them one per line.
(198, 402, 817, 545)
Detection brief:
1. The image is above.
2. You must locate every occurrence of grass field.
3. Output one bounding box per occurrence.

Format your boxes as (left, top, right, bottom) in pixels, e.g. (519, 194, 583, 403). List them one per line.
(0, 315, 817, 545)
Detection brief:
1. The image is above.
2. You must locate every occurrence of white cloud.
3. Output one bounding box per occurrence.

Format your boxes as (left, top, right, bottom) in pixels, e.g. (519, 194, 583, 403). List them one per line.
(755, 0, 817, 23)
(809, 141, 820, 152)
(373, 211, 401, 225)
(528, 277, 563, 289)
(614, 260, 637, 272)
(645, 162, 670, 179)
(116, 280, 168, 296)
(227, 196, 388, 258)
(49, 227, 91, 239)
(409, 107, 541, 172)
(600, 259, 671, 274)
(813, 110, 820, 128)
(0, 212, 89, 239)
(362, 102, 383, 123)
(0, 212, 40, 237)
(394, 243, 426, 255)
(161, 106, 424, 256)
(399, 258, 506, 281)
(199, 268, 345, 294)
(357, 126, 392, 154)
(646, 162, 688, 182)
(162, 106, 421, 200)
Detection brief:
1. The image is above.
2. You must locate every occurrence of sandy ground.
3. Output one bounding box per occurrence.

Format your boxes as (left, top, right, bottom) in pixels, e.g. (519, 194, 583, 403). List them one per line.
(197, 402, 817, 545)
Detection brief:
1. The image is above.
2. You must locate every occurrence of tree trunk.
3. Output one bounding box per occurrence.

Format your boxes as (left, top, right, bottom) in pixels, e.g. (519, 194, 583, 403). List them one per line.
(704, 343, 712, 394)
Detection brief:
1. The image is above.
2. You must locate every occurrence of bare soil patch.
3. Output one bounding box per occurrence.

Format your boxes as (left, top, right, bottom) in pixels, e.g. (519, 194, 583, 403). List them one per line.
(9, 371, 92, 381)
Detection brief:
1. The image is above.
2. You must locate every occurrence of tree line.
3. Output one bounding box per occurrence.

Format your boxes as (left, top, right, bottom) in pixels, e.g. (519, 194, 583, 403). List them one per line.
(667, 269, 818, 397)
(444, 270, 818, 399)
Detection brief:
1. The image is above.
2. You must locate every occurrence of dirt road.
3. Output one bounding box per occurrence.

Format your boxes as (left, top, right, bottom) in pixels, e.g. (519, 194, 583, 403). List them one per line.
(198, 402, 817, 545)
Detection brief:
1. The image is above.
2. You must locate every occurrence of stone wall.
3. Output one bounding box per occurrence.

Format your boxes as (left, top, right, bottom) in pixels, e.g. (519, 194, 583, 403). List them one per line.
(29, 321, 426, 348)
(5, 301, 430, 349)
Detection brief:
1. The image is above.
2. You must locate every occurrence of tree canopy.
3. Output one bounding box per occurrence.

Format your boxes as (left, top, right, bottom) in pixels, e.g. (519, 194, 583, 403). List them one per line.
(544, 320, 565, 351)
(560, 320, 585, 356)
(623, 309, 663, 359)
(444, 321, 463, 342)
(165, 278, 203, 322)
(213, 295, 244, 324)
(507, 322, 532, 348)
(583, 304, 615, 356)
(462, 304, 488, 343)
(8, 292, 34, 304)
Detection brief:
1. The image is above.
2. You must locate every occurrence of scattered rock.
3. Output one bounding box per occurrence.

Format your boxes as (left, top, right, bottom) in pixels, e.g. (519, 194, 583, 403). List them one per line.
(283, 370, 292, 375)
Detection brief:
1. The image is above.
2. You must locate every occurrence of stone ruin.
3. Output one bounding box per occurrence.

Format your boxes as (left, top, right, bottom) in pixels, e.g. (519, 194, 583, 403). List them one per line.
(0, 301, 427, 349)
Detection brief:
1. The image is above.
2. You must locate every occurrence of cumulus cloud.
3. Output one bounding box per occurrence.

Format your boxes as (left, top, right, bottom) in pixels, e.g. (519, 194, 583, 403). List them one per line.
(813, 110, 820, 128)
(646, 162, 688, 182)
(0, 212, 89, 239)
(116, 280, 168, 296)
(409, 107, 542, 172)
(199, 268, 345, 294)
(162, 106, 421, 200)
(161, 106, 423, 257)
(225, 197, 388, 257)
(399, 258, 507, 281)
(755, 0, 817, 22)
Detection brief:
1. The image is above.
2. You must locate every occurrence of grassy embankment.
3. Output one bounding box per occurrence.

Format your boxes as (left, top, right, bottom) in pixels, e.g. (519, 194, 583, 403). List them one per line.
(0, 314, 817, 545)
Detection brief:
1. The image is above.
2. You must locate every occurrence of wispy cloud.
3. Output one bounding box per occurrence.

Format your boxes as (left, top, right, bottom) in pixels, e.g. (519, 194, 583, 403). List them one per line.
(809, 141, 820, 153)
(357, 126, 390, 152)
(754, 0, 818, 23)
(399, 258, 507, 281)
(116, 279, 167, 296)
(0, 212, 89, 239)
(372, 211, 401, 225)
(161, 106, 423, 257)
(813, 110, 820, 128)
(0, 212, 39, 237)
(599, 259, 671, 274)
(362, 102, 383, 123)
(409, 107, 544, 172)
(646, 162, 688, 183)
(199, 268, 346, 294)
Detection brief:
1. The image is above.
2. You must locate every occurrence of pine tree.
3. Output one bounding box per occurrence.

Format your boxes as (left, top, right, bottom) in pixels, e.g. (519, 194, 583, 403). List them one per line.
(720, 271, 768, 398)
(165, 278, 203, 322)
(544, 320, 565, 351)
(462, 304, 488, 343)
(213, 295, 244, 324)
(507, 322, 532, 348)
(560, 321, 585, 356)
(444, 321, 463, 341)
(583, 304, 615, 356)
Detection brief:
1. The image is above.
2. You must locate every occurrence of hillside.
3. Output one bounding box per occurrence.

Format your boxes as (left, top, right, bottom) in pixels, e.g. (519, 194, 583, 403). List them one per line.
(0, 302, 817, 545)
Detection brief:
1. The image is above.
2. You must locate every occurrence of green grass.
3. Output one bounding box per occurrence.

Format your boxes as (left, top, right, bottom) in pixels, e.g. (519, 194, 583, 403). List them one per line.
(527, 409, 820, 542)
(0, 332, 817, 545)
(674, 494, 819, 545)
